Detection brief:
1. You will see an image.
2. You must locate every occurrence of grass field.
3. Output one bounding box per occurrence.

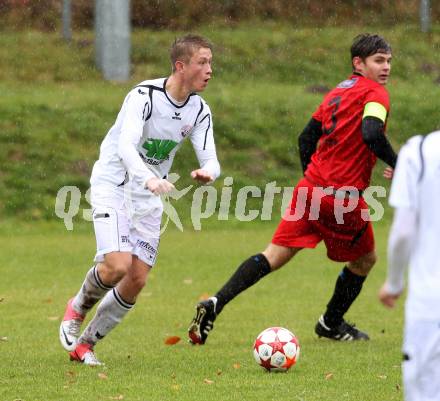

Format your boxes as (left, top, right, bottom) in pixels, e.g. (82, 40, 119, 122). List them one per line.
(0, 219, 404, 401)
(2, 21, 426, 401)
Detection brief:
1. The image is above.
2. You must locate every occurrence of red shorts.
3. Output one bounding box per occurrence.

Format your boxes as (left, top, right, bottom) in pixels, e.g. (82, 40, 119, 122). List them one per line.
(272, 178, 374, 262)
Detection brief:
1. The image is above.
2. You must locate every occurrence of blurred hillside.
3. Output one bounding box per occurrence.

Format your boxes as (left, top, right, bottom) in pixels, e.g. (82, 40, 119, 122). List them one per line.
(1, 24, 440, 220)
(0, 0, 439, 31)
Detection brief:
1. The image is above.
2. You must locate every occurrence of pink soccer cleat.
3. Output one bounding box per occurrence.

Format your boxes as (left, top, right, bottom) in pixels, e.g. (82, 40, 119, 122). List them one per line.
(69, 343, 103, 366)
(59, 298, 85, 351)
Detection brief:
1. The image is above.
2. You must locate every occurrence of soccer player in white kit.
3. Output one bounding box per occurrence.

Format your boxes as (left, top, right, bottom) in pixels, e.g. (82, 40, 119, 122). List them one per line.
(59, 35, 220, 365)
(379, 132, 440, 400)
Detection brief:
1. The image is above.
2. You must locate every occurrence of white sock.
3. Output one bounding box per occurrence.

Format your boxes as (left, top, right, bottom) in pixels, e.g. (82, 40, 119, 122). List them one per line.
(72, 265, 113, 316)
(209, 296, 218, 313)
(79, 288, 134, 346)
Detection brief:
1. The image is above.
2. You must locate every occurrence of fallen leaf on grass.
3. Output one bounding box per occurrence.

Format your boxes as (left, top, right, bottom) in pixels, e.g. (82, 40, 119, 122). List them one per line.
(198, 293, 210, 301)
(217, 369, 222, 376)
(65, 370, 76, 384)
(233, 363, 241, 369)
(47, 316, 59, 321)
(325, 372, 334, 380)
(109, 395, 124, 400)
(183, 278, 193, 285)
(396, 384, 401, 391)
(203, 378, 214, 385)
(98, 372, 108, 380)
(1, 337, 8, 342)
(164, 336, 181, 345)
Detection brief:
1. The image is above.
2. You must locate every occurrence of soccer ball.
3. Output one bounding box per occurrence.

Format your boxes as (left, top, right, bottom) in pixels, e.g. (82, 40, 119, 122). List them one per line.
(253, 327, 300, 372)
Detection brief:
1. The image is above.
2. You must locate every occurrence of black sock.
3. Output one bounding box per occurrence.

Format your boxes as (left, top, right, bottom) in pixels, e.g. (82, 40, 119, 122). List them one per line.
(214, 253, 271, 314)
(323, 266, 366, 327)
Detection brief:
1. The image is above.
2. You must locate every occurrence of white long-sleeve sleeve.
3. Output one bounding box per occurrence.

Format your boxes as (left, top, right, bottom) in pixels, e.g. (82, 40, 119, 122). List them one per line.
(386, 137, 422, 294)
(190, 105, 220, 181)
(386, 207, 417, 294)
(117, 91, 156, 186)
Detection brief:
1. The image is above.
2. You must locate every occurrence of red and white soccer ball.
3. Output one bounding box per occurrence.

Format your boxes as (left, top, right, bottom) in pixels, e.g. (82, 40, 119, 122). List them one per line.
(253, 327, 300, 372)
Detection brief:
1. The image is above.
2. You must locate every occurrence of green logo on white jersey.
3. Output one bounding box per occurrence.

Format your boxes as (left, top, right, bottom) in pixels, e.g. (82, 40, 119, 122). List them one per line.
(142, 139, 178, 160)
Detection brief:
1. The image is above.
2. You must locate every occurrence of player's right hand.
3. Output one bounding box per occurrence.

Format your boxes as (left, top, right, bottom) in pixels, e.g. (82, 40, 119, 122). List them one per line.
(146, 177, 175, 196)
(378, 283, 401, 308)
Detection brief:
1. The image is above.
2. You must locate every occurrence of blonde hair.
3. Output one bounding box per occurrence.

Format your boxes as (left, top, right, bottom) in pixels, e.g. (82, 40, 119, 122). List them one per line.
(170, 34, 212, 72)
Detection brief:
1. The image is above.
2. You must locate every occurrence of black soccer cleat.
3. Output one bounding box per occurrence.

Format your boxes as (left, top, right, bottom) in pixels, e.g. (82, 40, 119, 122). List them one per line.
(315, 315, 370, 341)
(188, 298, 217, 345)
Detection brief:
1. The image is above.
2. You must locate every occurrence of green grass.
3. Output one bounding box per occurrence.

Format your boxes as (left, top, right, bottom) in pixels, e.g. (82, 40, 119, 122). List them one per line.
(0, 220, 404, 401)
(2, 24, 440, 218)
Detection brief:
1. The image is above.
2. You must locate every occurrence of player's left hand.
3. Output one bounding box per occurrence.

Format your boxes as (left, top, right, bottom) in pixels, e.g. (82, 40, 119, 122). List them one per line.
(191, 169, 213, 184)
(378, 283, 401, 308)
(383, 167, 394, 180)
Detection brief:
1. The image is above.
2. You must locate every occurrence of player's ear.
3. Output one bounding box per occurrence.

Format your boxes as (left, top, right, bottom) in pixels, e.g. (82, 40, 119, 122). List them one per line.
(352, 56, 364, 71)
(174, 60, 185, 73)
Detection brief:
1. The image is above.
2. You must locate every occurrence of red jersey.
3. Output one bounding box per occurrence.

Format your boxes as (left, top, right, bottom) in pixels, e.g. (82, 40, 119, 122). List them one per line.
(305, 74, 390, 190)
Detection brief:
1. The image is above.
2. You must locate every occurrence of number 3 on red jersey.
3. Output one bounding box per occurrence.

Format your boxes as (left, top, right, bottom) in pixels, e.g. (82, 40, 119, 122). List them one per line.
(323, 96, 341, 135)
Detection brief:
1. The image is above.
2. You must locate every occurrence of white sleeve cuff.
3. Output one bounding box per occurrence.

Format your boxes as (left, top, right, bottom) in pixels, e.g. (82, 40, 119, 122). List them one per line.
(200, 158, 221, 182)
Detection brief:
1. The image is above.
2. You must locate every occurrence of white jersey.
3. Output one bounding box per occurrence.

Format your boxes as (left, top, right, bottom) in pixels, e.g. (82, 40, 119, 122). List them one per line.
(388, 131, 440, 321)
(90, 77, 220, 191)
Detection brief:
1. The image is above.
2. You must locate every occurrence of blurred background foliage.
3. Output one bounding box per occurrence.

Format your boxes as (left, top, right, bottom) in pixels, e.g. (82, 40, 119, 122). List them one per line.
(0, 0, 439, 31)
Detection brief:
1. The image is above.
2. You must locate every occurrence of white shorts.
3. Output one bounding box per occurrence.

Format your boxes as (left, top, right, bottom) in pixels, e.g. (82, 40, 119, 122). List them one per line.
(403, 319, 440, 401)
(91, 185, 163, 267)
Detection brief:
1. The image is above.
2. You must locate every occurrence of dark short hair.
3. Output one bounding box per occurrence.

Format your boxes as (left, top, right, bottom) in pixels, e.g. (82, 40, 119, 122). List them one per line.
(351, 33, 391, 60)
(170, 34, 212, 72)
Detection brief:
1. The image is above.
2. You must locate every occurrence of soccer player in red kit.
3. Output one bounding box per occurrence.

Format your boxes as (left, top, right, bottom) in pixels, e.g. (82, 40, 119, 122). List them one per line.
(189, 34, 397, 343)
